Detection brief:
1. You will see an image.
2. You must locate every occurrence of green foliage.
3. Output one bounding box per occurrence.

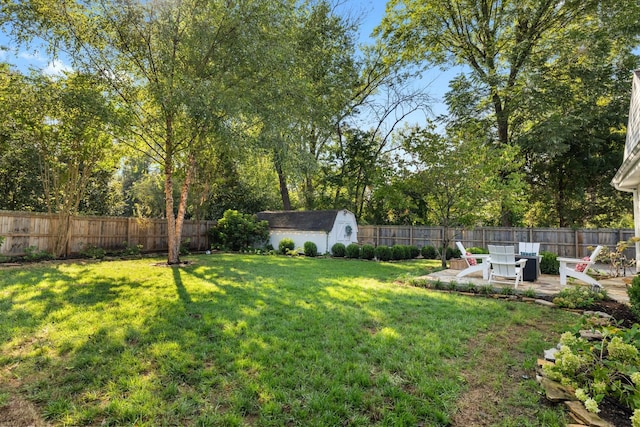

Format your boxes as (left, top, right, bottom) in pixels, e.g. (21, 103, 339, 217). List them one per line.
(23, 246, 54, 261)
(441, 246, 461, 260)
(331, 243, 346, 257)
(180, 238, 191, 256)
(467, 247, 489, 254)
(303, 241, 318, 257)
(279, 238, 295, 255)
(408, 245, 420, 259)
(120, 242, 143, 257)
(552, 286, 607, 309)
(629, 276, 640, 321)
(374, 245, 391, 261)
(361, 244, 375, 260)
(540, 251, 560, 275)
(209, 210, 270, 252)
(345, 243, 361, 259)
(543, 328, 640, 416)
(421, 245, 439, 259)
(80, 244, 106, 260)
(391, 244, 406, 261)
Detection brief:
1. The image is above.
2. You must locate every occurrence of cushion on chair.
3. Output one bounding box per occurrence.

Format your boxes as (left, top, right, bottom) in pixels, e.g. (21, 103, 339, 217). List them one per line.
(575, 256, 591, 272)
(466, 252, 477, 266)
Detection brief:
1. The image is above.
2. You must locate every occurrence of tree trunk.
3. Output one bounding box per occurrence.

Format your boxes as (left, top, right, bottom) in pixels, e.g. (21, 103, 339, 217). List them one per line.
(275, 161, 291, 210)
(165, 156, 180, 264)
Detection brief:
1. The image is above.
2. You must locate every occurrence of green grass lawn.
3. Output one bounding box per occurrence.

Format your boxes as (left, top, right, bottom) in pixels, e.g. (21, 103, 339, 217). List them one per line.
(0, 254, 579, 426)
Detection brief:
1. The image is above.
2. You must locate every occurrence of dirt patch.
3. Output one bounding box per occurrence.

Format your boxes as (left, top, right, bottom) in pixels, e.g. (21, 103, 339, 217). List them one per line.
(0, 394, 47, 427)
(450, 297, 638, 426)
(450, 319, 559, 426)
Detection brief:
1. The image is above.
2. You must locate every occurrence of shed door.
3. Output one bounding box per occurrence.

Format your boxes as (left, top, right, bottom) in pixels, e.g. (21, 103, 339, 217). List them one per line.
(335, 221, 354, 244)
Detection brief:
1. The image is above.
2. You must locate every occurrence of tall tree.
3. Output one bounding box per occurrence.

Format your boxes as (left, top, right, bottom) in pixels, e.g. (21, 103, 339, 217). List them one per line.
(398, 123, 525, 266)
(377, 0, 612, 225)
(3, 0, 300, 263)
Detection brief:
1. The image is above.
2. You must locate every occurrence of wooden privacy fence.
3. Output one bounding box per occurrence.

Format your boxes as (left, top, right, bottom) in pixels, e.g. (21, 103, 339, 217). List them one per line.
(358, 225, 637, 259)
(0, 211, 215, 257)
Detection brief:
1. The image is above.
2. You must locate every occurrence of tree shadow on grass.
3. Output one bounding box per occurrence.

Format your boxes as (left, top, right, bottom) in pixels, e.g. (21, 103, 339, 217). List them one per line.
(0, 255, 561, 426)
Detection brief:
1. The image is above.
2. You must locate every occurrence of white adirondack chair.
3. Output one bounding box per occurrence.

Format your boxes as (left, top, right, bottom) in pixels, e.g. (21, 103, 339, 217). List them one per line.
(488, 245, 528, 288)
(519, 242, 542, 276)
(557, 245, 604, 288)
(455, 242, 491, 280)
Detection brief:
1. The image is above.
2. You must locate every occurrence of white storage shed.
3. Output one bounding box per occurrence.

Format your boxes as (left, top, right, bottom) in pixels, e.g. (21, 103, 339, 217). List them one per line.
(256, 209, 358, 254)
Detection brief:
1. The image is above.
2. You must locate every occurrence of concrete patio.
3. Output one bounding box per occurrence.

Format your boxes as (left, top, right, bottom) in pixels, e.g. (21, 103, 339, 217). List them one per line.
(423, 265, 632, 304)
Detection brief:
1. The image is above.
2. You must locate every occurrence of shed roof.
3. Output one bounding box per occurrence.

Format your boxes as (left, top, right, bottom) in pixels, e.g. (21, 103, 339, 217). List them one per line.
(256, 210, 347, 232)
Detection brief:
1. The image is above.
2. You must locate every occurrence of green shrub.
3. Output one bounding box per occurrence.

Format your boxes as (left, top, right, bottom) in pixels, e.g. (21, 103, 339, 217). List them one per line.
(391, 245, 405, 261)
(303, 241, 318, 257)
(121, 243, 143, 256)
(629, 276, 640, 320)
(279, 238, 295, 254)
(80, 244, 106, 259)
(361, 244, 375, 260)
(421, 245, 438, 259)
(331, 243, 346, 257)
(23, 246, 54, 261)
(345, 243, 361, 259)
(540, 251, 560, 275)
(209, 210, 270, 251)
(408, 245, 420, 259)
(467, 246, 489, 254)
(180, 238, 191, 255)
(441, 246, 460, 260)
(375, 245, 391, 261)
(552, 286, 607, 309)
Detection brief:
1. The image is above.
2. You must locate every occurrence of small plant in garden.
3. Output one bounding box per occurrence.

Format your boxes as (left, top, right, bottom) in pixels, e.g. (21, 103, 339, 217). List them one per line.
(600, 238, 640, 278)
(80, 244, 106, 259)
(303, 241, 318, 257)
(421, 245, 438, 259)
(542, 329, 640, 419)
(406, 277, 429, 288)
(447, 281, 458, 291)
(479, 284, 494, 295)
(500, 286, 514, 295)
(331, 243, 346, 257)
(374, 245, 391, 261)
(432, 279, 445, 289)
(461, 282, 477, 293)
(23, 246, 54, 261)
(121, 242, 143, 256)
(523, 288, 537, 298)
(552, 286, 607, 309)
(361, 244, 375, 260)
(279, 238, 295, 255)
(345, 243, 361, 259)
(540, 251, 560, 274)
(180, 238, 191, 255)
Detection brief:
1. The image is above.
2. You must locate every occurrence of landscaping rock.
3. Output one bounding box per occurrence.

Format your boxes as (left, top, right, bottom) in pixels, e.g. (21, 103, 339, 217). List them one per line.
(539, 377, 577, 402)
(579, 330, 604, 341)
(544, 347, 559, 361)
(535, 299, 555, 307)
